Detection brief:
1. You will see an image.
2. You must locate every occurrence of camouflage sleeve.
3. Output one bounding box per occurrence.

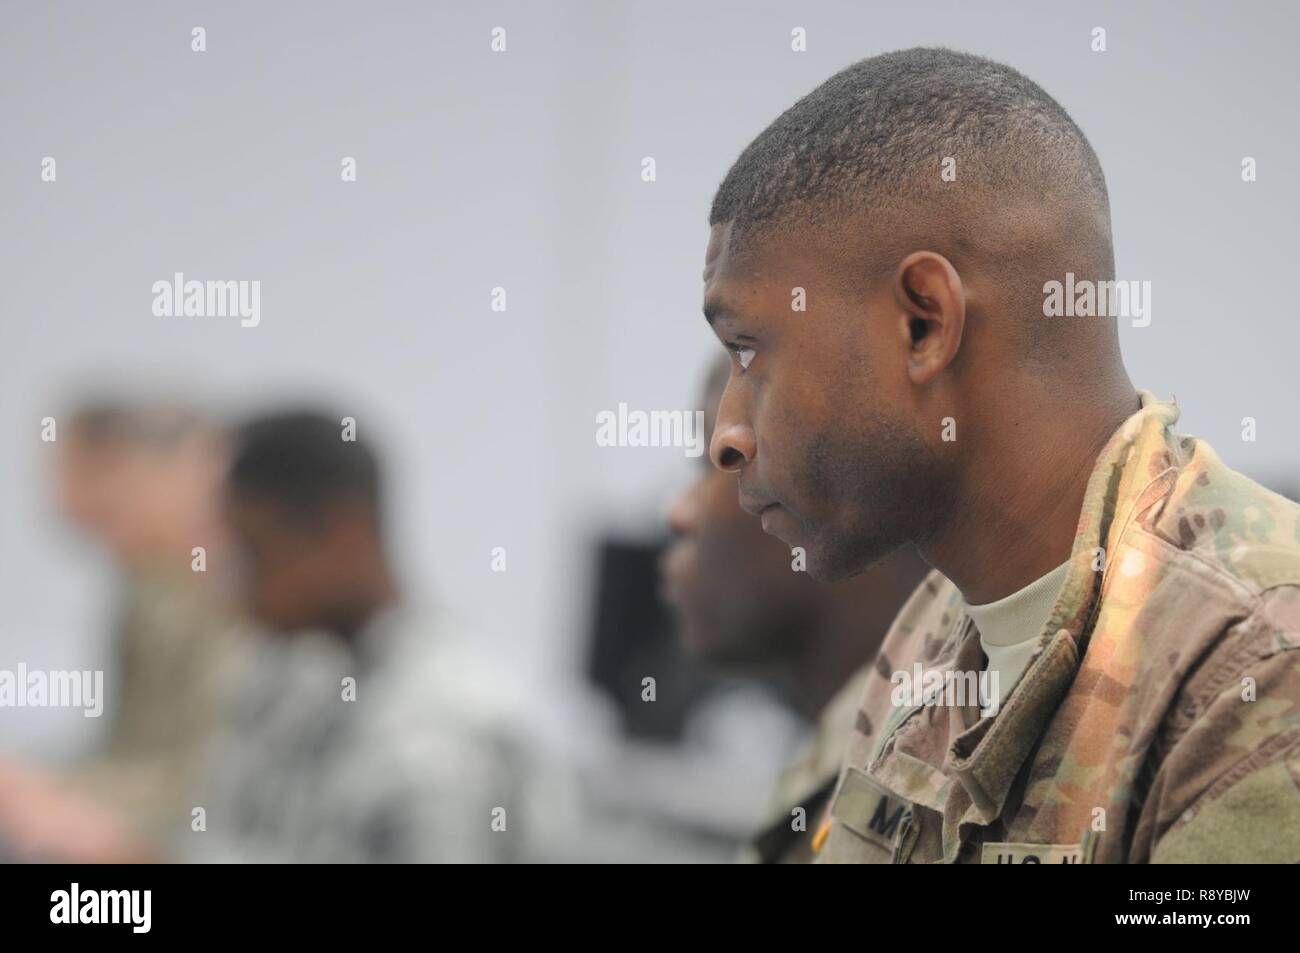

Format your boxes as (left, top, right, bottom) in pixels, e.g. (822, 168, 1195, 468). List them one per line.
(362, 717, 528, 864)
(1148, 587, 1300, 863)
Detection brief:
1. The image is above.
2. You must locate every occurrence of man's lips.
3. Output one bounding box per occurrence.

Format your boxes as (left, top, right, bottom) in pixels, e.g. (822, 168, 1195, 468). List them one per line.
(738, 494, 776, 518)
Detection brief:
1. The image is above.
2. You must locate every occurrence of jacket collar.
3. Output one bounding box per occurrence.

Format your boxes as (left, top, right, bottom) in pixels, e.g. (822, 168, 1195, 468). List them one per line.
(870, 392, 1182, 834)
(946, 391, 1181, 825)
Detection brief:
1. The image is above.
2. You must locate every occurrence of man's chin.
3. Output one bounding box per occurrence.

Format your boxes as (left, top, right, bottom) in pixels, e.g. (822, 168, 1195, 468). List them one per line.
(810, 536, 908, 583)
(759, 505, 804, 550)
(783, 534, 846, 583)
(796, 529, 871, 582)
(804, 553, 851, 583)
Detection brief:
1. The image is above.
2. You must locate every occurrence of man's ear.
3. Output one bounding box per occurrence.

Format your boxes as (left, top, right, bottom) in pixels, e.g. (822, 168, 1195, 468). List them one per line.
(892, 251, 966, 385)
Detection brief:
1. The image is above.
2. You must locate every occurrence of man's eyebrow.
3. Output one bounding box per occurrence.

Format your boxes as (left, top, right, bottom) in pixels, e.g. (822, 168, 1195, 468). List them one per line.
(703, 299, 730, 326)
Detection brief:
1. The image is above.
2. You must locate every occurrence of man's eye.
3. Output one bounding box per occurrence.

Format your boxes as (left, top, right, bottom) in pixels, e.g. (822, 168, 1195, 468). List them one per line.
(734, 346, 756, 371)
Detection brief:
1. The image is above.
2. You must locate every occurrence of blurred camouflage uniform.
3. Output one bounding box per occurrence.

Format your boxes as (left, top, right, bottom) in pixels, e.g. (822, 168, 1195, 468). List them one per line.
(180, 607, 528, 863)
(66, 566, 246, 842)
(743, 665, 869, 863)
(817, 391, 1300, 863)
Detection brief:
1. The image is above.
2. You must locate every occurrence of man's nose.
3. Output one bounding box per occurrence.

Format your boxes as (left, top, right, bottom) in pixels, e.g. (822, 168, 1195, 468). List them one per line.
(709, 384, 755, 472)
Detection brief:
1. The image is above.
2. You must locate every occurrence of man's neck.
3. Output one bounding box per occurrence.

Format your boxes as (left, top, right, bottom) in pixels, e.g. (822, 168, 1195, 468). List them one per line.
(922, 384, 1139, 605)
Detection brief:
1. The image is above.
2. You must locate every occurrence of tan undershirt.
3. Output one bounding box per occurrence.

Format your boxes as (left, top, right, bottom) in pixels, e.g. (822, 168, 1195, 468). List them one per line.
(964, 561, 1070, 709)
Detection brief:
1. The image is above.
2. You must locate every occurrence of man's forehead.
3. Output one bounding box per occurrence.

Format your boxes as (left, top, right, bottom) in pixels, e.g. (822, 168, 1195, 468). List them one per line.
(704, 219, 810, 283)
(702, 221, 733, 279)
(704, 218, 873, 318)
(702, 222, 792, 328)
(703, 222, 760, 291)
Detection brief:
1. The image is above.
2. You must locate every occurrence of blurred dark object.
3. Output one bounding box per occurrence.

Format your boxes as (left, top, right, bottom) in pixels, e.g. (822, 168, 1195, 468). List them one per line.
(585, 536, 726, 739)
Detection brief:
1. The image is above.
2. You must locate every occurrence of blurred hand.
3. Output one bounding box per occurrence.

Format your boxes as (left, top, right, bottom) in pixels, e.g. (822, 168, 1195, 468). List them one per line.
(0, 758, 156, 863)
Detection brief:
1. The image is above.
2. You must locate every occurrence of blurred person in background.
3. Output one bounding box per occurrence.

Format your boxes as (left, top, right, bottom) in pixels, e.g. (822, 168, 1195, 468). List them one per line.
(660, 357, 927, 862)
(0, 408, 531, 863)
(0, 397, 247, 850)
(182, 409, 528, 862)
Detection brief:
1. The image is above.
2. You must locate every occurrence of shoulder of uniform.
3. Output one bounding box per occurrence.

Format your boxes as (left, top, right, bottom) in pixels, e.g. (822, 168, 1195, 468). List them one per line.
(1145, 434, 1300, 593)
(1159, 584, 1300, 745)
(862, 570, 960, 724)
(1147, 592, 1300, 862)
(1257, 584, 1300, 641)
(1151, 740, 1300, 863)
(875, 569, 962, 666)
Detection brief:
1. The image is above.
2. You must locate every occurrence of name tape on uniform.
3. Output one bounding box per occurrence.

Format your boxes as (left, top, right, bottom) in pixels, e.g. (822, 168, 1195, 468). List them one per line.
(981, 842, 1086, 864)
(830, 766, 911, 852)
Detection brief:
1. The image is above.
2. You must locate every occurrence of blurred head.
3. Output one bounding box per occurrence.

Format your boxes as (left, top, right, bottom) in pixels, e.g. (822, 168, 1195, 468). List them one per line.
(56, 400, 227, 564)
(661, 358, 819, 665)
(704, 48, 1122, 581)
(224, 410, 390, 636)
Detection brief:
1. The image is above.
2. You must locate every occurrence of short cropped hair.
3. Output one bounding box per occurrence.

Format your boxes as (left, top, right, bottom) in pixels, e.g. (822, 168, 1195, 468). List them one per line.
(711, 47, 1111, 269)
(227, 410, 381, 524)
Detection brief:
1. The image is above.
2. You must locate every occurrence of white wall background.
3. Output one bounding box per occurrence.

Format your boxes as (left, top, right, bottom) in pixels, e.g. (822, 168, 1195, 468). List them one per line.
(2, 0, 1296, 756)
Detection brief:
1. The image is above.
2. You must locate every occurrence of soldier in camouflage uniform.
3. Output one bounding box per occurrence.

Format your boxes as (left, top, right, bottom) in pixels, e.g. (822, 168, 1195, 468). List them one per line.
(1, 409, 529, 863)
(818, 392, 1300, 863)
(55, 401, 247, 842)
(698, 49, 1300, 862)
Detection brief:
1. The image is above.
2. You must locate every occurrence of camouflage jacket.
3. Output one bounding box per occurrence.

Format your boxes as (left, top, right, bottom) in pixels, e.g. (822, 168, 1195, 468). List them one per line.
(183, 607, 528, 863)
(67, 567, 248, 842)
(817, 392, 1300, 863)
(743, 664, 871, 863)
